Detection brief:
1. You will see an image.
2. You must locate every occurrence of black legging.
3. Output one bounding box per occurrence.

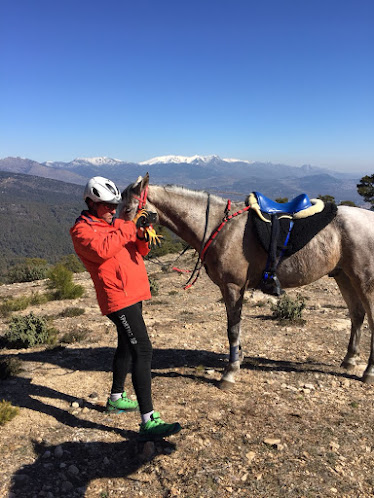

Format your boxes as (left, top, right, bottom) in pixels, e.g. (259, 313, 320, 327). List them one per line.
(107, 302, 153, 414)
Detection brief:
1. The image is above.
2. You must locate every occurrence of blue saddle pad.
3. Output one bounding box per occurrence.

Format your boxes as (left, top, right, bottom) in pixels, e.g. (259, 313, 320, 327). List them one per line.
(254, 191, 312, 215)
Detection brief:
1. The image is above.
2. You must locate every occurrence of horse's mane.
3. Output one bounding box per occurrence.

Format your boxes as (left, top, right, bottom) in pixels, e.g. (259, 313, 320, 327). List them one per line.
(161, 184, 225, 204)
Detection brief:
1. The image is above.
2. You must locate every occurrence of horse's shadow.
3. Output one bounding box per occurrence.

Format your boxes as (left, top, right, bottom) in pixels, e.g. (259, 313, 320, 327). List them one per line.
(1, 346, 359, 443)
(2, 346, 359, 416)
(10, 438, 176, 497)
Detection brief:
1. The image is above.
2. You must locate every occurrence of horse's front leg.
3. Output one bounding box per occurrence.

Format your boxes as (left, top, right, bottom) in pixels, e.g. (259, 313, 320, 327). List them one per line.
(219, 283, 245, 390)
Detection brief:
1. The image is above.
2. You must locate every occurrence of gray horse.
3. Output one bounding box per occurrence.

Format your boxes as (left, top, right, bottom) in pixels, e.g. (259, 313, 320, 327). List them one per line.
(119, 174, 374, 389)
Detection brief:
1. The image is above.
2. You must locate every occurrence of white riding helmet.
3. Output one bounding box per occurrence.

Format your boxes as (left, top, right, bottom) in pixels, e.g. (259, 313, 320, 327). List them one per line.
(83, 176, 121, 204)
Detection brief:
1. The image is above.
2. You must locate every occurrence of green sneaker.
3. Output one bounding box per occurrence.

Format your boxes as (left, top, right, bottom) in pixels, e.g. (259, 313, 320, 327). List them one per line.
(106, 392, 139, 413)
(139, 412, 182, 440)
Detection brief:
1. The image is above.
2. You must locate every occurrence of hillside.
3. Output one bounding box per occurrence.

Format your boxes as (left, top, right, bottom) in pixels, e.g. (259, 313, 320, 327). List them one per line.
(1, 253, 374, 497)
(0, 172, 83, 276)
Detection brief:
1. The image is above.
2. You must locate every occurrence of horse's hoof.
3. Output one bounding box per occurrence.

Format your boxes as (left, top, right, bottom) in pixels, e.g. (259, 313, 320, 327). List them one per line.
(341, 360, 356, 371)
(218, 380, 235, 391)
(362, 373, 374, 384)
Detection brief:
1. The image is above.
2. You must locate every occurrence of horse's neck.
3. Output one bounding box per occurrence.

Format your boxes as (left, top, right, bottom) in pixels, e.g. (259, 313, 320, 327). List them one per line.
(148, 185, 225, 251)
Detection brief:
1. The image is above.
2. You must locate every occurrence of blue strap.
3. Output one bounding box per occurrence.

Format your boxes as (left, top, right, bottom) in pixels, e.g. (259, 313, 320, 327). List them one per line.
(263, 220, 294, 277)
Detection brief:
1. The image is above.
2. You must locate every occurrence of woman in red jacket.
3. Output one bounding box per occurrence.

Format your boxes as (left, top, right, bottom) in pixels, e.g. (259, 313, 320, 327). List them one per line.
(70, 176, 181, 439)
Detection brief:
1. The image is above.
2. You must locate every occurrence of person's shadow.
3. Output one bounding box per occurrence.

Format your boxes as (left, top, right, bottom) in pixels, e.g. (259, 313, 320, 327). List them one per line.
(10, 437, 177, 497)
(2, 342, 359, 495)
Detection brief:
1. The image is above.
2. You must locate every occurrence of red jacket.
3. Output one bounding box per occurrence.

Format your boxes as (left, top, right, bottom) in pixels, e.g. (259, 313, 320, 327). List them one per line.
(70, 211, 151, 315)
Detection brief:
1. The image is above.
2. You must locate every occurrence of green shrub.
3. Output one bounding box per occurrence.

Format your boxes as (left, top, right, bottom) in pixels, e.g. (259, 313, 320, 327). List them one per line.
(57, 254, 85, 273)
(5, 313, 58, 349)
(149, 276, 159, 296)
(271, 294, 306, 322)
(47, 264, 84, 300)
(6, 258, 50, 283)
(0, 295, 31, 317)
(58, 307, 85, 318)
(30, 291, 50, 305)
(0, 400, 19, 425)
(60, 327, 89, 344)
(0, 357, 23, 380)
(0, 292, 50, 318)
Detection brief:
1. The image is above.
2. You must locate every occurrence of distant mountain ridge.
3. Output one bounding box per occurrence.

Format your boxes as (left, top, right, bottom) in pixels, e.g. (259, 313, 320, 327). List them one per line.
(0, 154, 364, 204)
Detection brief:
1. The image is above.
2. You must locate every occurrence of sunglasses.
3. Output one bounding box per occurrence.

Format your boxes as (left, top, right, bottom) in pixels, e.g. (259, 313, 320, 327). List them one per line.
(99, 202, 118, 210)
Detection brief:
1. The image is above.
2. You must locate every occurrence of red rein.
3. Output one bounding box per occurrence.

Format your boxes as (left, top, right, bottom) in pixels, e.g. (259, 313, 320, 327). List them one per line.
(183, 201, 251, 289)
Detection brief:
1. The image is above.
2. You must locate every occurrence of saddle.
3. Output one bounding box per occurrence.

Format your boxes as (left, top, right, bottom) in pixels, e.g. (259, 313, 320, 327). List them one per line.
(246, 192, 338, 296)
(247, 191, 325, 222)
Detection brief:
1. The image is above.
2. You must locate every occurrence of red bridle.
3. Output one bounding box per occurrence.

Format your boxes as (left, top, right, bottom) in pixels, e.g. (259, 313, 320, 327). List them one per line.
(133, 185, 149, 212)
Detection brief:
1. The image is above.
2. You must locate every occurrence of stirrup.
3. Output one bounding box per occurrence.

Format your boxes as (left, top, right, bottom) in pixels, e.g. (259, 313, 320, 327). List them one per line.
(259, 273, 285, 297)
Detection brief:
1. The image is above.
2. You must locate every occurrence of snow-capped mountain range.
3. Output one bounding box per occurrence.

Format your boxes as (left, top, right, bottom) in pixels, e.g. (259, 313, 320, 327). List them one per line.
(139, 154, 253, 166)
(0, 154, 364, 204)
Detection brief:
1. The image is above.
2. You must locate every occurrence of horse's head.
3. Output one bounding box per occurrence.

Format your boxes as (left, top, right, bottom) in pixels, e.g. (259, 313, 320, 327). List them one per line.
(118, 173, 150, 221)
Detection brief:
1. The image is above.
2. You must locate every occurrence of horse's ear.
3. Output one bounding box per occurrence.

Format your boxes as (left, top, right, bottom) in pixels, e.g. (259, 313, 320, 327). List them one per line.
(132, 173, 149, 196)
(143, 172, 149, 188)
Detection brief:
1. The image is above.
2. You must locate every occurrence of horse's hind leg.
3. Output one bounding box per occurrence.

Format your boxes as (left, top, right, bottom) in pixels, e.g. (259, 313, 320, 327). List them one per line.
(334, 271, 365, 370)
(219, 283, 245, 390)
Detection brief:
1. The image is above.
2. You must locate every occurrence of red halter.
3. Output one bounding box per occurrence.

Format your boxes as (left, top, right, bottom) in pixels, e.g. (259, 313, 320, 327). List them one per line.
(134, 185, 149, 211)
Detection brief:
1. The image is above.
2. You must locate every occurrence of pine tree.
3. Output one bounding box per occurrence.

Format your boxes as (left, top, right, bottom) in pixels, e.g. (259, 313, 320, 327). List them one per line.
(357, 174, 374, 209)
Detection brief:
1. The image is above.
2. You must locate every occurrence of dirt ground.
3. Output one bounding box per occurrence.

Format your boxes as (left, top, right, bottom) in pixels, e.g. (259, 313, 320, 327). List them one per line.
(1, 252, 374, 498)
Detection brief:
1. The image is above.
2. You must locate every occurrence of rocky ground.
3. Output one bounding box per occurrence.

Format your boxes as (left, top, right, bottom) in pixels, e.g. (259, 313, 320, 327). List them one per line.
(1, 252, 374, 498)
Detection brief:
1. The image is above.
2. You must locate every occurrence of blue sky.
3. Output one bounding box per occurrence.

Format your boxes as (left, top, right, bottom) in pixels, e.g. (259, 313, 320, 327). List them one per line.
(1, 0, 373, 173)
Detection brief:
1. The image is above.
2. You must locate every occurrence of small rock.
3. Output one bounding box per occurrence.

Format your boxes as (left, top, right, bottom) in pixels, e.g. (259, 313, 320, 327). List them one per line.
(103, 457, 110, 465)
(68, 464, 79, 476)
(88, 392, 98, 399)
(304, 383, 315, 390)
(245, 451, 255, 463)
(71, 401, 80, 408)
(169, 487, 181, 496)
(264, 438, 282, 448)
(42, 451, 51, 459)
(61, 481, 74, 493)
(329, 441, 340, 452)
(54, 446, 64, 458)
